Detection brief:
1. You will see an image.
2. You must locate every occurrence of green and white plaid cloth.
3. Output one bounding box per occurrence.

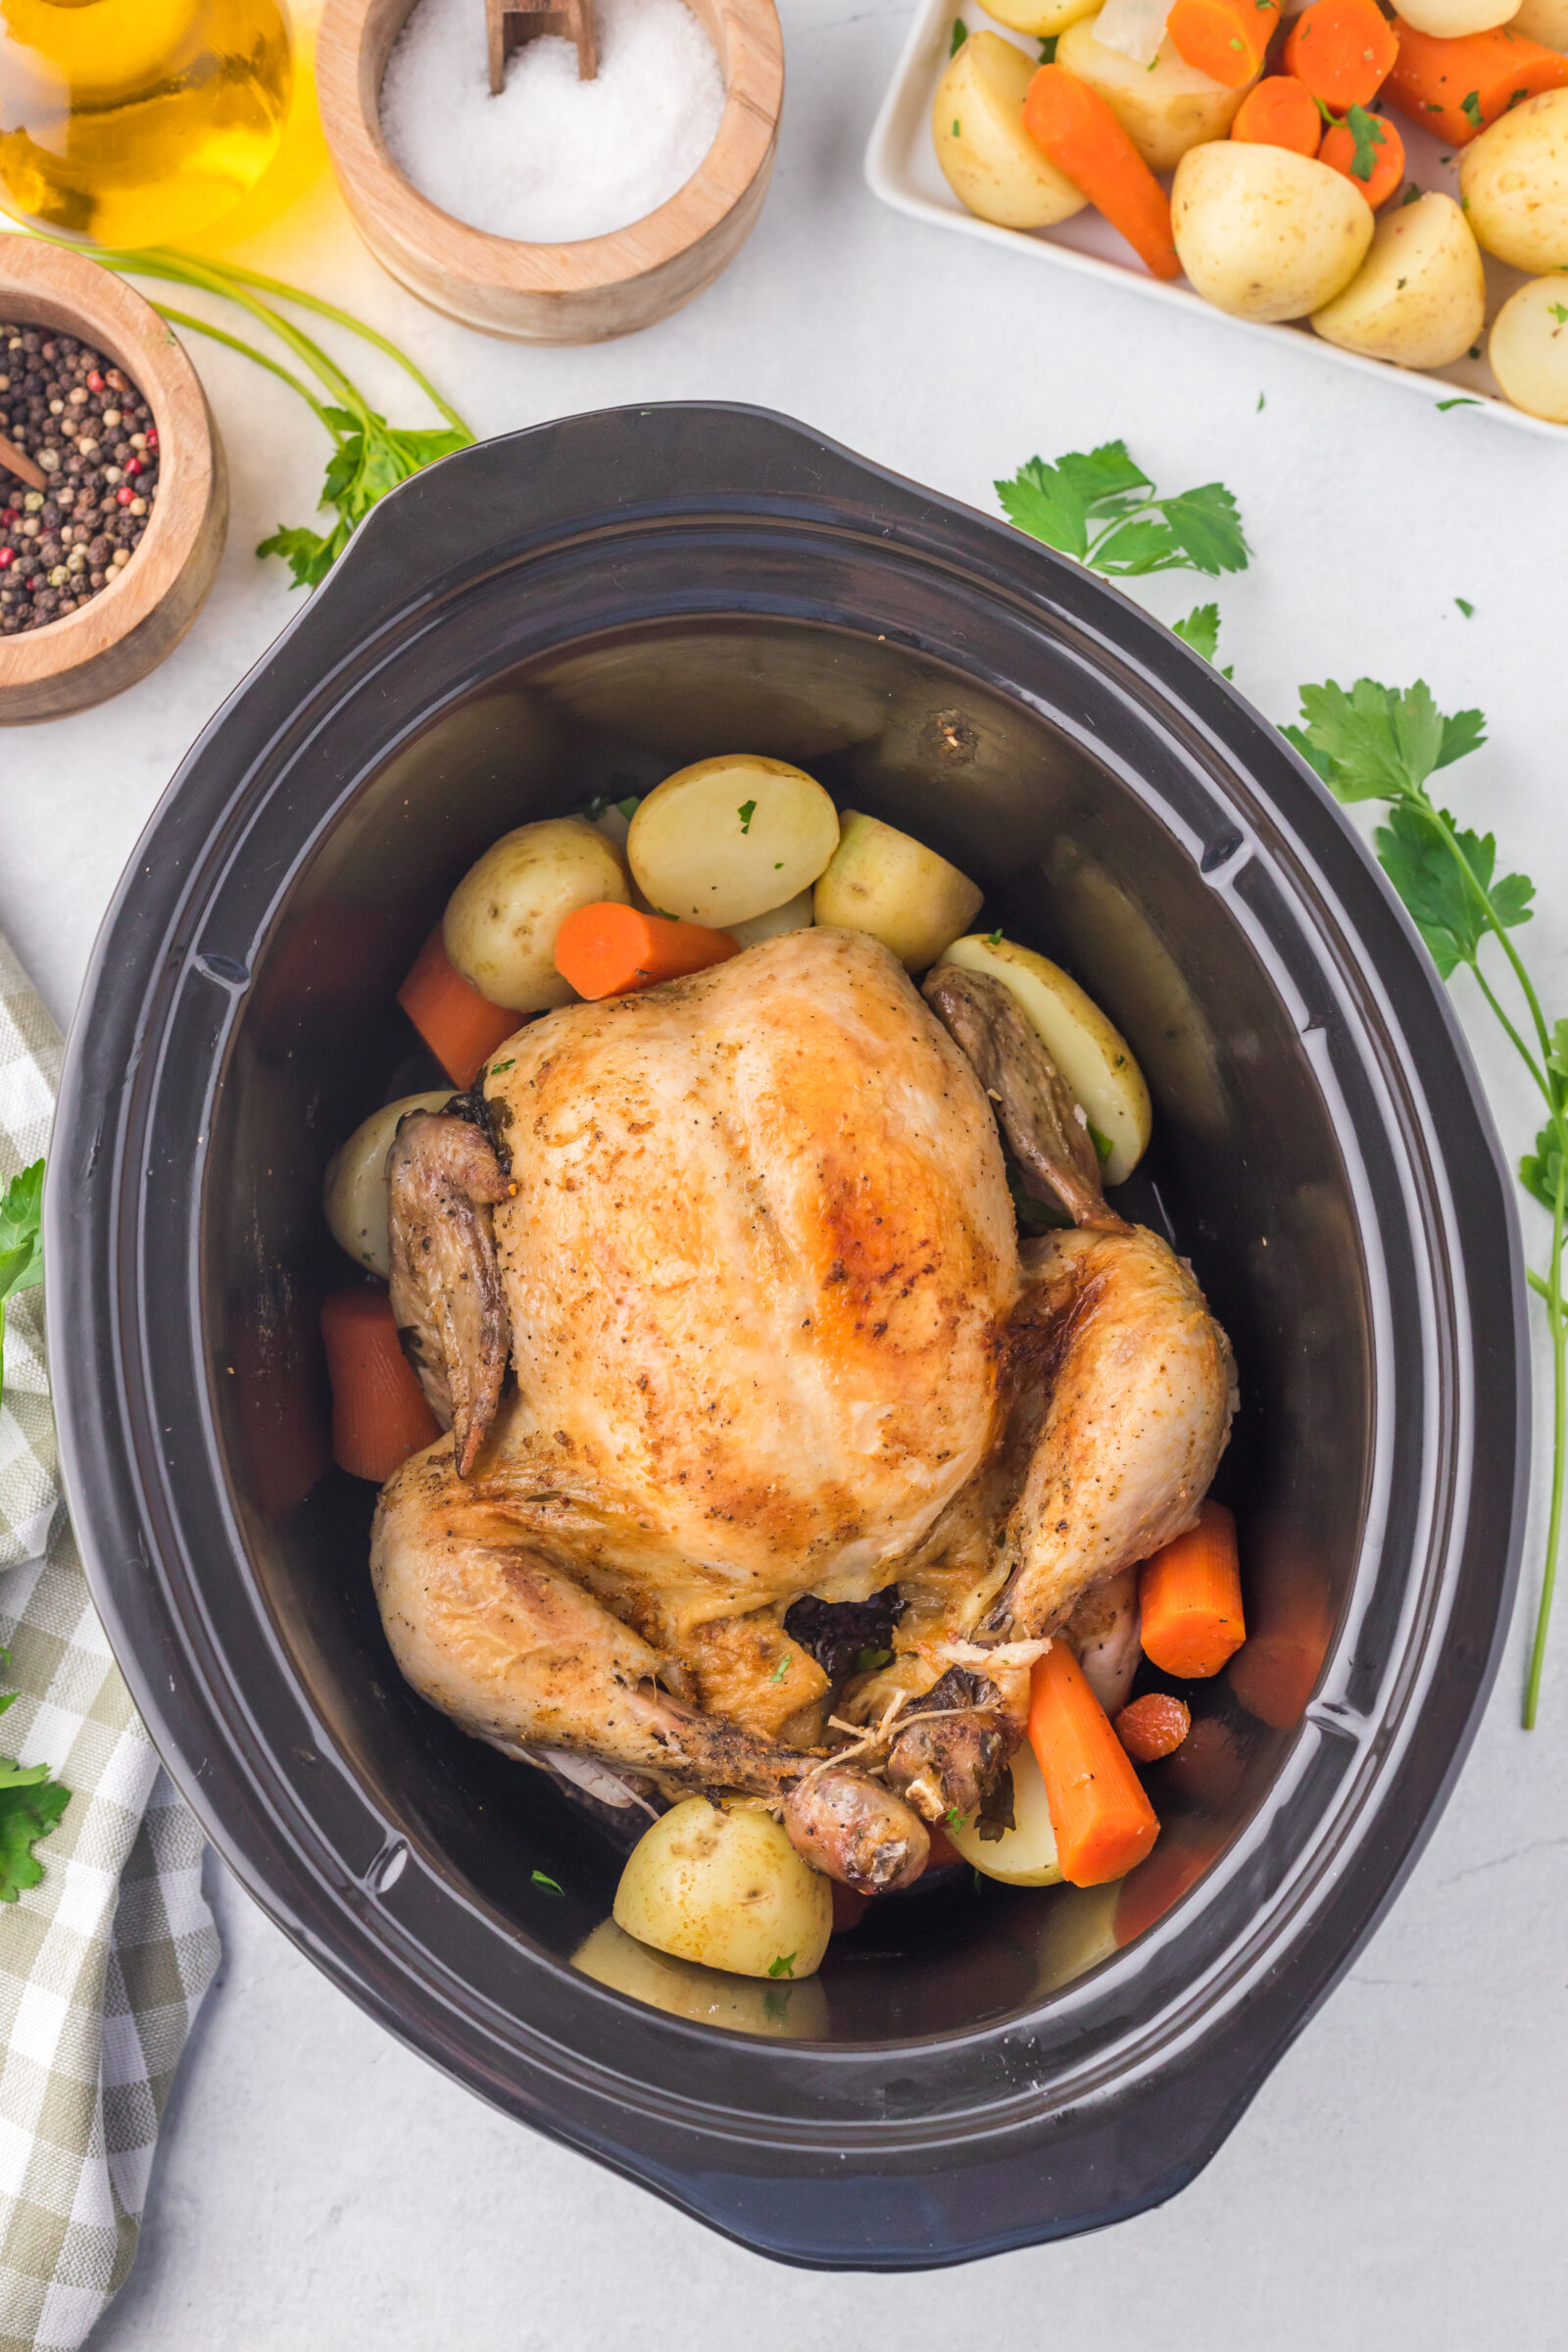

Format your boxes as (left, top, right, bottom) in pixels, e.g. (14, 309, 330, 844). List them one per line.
(0, 932, 219, 2352)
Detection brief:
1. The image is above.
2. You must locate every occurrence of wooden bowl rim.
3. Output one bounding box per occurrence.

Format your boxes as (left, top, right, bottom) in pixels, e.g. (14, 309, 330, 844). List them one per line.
(0, 240, 220, 690)
(317, 0, 783, 297)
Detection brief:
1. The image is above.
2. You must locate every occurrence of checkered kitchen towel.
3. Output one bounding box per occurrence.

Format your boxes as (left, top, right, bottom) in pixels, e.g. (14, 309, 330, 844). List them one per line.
(0, 931, 219, 2352)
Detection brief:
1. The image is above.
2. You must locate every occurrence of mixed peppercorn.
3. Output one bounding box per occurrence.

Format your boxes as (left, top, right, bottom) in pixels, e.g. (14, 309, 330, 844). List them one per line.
(0, 324, 160, 636)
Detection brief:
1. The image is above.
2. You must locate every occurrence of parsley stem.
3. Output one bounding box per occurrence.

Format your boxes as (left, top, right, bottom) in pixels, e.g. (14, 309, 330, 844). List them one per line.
(150, 305, 336, 431)
(1524, 1156, 1568, 1727)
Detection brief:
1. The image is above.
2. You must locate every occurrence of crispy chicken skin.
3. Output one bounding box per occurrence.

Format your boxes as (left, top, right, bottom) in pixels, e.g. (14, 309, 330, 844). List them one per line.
(370, 926, 1236, 1886)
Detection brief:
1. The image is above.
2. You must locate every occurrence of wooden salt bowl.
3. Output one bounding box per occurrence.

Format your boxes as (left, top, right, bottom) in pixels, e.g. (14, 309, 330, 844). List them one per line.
(316, 0, 784, 343)
(0, 240, 227, 725)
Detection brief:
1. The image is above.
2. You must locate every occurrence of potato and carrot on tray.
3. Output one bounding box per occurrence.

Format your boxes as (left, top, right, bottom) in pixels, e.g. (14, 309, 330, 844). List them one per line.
(934, 0, 1568, 419)
(316, 753, 1260, 1989)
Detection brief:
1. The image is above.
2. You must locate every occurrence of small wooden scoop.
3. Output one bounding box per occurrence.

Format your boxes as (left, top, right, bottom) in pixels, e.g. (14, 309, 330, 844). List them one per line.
(487, 0, 598, 90)
(0, 431, 46, 495)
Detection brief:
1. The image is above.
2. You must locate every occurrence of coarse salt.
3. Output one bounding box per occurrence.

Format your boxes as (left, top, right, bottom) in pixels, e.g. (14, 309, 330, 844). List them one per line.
(380, 0, 726, 245)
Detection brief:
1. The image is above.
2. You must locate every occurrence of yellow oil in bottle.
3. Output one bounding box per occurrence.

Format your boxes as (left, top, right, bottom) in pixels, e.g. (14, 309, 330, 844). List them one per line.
(0, 0, 294, 248)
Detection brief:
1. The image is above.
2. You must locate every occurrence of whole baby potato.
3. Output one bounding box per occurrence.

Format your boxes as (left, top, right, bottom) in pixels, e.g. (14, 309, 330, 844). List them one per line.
(1171, 142, 1374, 320)
(813, 811, 983, 971)
(1055, 18, 1253, 172)
(323, 1090, 456, 1277)
(946, 1739, 1063, 1887)
(1488, 272, 1568, 417)
(980, 0, 1101, 34)
(1311, 193, 1486, 368)
(444, 816, 629, 1011)
(932, 31, 1087, 228)
(628, 755, 840, 928)
(1396, 0, 1521, 29)
(612, 1797, 833, 1979)
(1459, 89, 1568, 270)
(1511, 0, 1568, 43)
(940, 932, 1152, 1183)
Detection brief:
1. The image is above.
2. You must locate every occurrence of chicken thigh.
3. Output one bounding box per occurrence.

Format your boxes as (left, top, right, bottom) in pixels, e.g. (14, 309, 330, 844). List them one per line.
(371, 927, 1235, 1888)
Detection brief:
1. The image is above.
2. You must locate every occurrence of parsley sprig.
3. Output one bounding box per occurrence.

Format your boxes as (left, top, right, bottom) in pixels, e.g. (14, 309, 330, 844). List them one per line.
(996, 440, 1250, 579)
(1286, 681, 1566, 1724)
(0, 1664, 69, 1904)
(16, 234, 472, 590)
(0, 1159, 44, 1409)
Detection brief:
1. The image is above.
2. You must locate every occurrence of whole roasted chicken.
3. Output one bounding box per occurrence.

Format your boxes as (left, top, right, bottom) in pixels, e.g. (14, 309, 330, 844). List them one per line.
(372, 927, 1235, 1890)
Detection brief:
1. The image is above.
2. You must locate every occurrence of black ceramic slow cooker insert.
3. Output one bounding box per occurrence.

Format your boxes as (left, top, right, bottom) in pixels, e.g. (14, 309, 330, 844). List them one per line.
(48, 406, 1527, 2269)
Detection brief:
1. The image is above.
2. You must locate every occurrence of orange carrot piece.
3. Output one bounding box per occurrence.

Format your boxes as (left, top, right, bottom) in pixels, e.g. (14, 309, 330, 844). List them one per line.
(1023, 65, 1181, 280)
(1114, 1690, 1193, 1763)
(1318, 107, 1405, 204)
(1383, 18, 1568, 144)
(396, 925, 518, 1089)
(1231, 74, 1324, 155)
(553, 902, 739, 1000)
(1285, 0, 1399, 110)
(1168, 0, 1281, 88)
(320, 1286, 440, 1485)
(1139, 1498, 1247, 1679)
(1028, 1643, 1161, 1887)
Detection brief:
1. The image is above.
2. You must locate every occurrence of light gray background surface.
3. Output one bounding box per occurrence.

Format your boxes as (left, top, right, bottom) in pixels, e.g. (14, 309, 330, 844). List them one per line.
(3, 0, 1566, 2342)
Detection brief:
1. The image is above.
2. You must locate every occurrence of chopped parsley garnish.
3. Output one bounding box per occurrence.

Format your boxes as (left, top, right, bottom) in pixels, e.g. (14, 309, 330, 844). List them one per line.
(767, 1951, 796, 1979)
(1437, 396, 1481, 410)
(737, 800, 757, 834)
(1551, 303, 1568, 325)
(1089, 1124, 1114, 1165)
(997, 439, 1249, 578)
(1344, 104, 1387, 183)
(944, 1807, 967, 1832)
(950, 14, 967, 52)
(1401, 181, 1421, 206)
(1038, 33, 1057, 60)
(616, 794, 641, 820)
(488, 1058, 514, 1075)
(769, 1653, 792, 1684)
(856, 1646, 893, 1673)
(531, 1870, 564, 1894)
(952, 117, 961, 135)
(1455, 597, 1474, 617)
(988, 927, 1004, 946)
(1256, 391, 1265, 411)
(1461, 89, 1484, 128)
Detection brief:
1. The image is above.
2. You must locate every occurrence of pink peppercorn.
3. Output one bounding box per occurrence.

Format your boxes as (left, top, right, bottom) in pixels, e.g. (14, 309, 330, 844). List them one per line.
(87, 370, 105, 392)
(116, 485, 134, 506)
(0, 549, 13, 570)
(124, 457, 143, 477)
(145, 427, 159, 450)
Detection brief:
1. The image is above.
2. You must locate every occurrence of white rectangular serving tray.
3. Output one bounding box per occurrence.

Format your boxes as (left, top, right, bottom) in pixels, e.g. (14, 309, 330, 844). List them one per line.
(865, 0, 1563, 438)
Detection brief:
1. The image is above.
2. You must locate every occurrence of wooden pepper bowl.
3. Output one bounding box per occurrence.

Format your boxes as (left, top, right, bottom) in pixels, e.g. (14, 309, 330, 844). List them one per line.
(316, 0, 784, 343)
(0, 240, 227, 725)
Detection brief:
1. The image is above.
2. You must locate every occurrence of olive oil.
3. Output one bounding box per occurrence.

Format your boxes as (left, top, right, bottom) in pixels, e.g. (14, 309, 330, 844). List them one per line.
(0, 0, 293, 248)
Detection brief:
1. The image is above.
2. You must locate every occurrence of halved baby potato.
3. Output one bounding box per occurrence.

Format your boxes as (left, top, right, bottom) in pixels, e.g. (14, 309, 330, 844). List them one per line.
(933, 32, 1088, 229)
(1054, 18, 1252, 173)
(627, 756, 840, 928)
(573, 1918, 829, 2034)
(1512, 0, 1568, 44)
(444, 815, 630, 1012)
(1310, 193, 1486, 370)
(613, 1796, 833, 1979)
(727, 886, 815, 951)
(323, 1090, 455, 1277)
(980, 0, 1102, 33)
(946, 1738, 1063, 1886)
(1459, 88, 1568, 270)
(813, 811, 983, 971)
(940, 933, 1152, 1184)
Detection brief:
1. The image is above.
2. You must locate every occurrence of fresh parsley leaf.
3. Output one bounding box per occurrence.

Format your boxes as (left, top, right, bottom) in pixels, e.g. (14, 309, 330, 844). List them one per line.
(1460, 88, 1483, 129)
(737, 799, 758, 834)
(1374, 802, 1533, 979)
(260, 411, 469, 589)
(950, 14, 967, 51)
(944, 1807, 967, 1831)
(1521, 1119, 1566, 1215)
(988, 926, 1004, 946)
(616, 795, 641, 820)
(1288, 678, 1485, 804)
(0, 1660, 69, 1903)
(997, 441, 1248, 578)
(1088, 1123, 1114, 1164)
(1400, 180, 1421, 205)
(996, 441, 1150, 563)
(766, 1951, 796, 1978)
(1455, 597, 1474, 617)
(1256, 390, 1266, 410)
(531, 1870, 564, 1894)
(1345, 104, 1388, 181)
(1546, 1020, 1568, 1084)
(0, 1159, 44, 1409)
(1038, 32, 1057, 58)
(1172, 602, 1221, 663)
(1437, 396, 1482, 411)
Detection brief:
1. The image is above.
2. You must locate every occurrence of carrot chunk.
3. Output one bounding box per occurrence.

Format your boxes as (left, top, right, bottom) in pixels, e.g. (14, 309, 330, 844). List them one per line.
(554, 902, 739, 1000)
(1168, 0, 1281, 88)
(1114, 1690, 1193, 1763)
(320, 1286, 440, 1484)
(396, 925, 518, 1089)
(1023, 65, 1181, 279)
(1028, 1643, 1161, 1887)
(1383, 18, 1568, 145)
(1139, 1498, 1247, 1679)
(1231, 74, 1324, 155)
(1285, 0, 1400, 110)
(1318, 107, 1405, 204)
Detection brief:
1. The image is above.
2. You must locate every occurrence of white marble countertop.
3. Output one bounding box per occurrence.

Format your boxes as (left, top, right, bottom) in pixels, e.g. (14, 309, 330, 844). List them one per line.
(5, 1, 1568, 2341)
